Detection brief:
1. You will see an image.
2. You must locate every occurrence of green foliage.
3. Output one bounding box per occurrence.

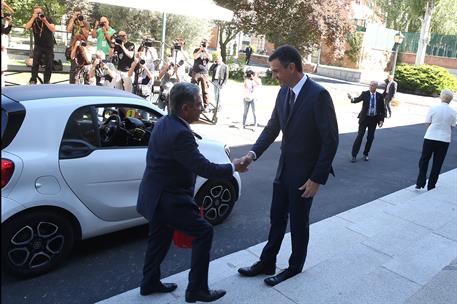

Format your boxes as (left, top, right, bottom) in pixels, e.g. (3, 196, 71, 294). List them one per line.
(345, 32, 363, 64)
(395, 64, 457, 96)
(7, 0, 67, 26)
(431, 0, 457, 35)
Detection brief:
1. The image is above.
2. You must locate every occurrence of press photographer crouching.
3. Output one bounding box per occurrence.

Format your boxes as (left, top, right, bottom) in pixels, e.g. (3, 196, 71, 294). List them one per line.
(110, 31, 135, 92)
(25, 6, 56, 84)
(89, 50, 118, 87)
(157, 52, 186, 110)
(128, 47, 154, 99)
(66, 7, 90, 84)
(70, 34, 91, 84)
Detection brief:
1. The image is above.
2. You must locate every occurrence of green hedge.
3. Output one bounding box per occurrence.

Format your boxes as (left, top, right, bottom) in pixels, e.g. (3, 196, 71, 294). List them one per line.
(228, 65, 279, 86)
(395, 64, 457, 96)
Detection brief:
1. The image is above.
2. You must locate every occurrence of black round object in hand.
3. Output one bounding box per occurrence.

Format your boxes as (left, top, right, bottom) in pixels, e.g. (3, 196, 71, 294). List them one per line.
(39, 13, 45, 19)
(139, 59, 146, 65)
(77, 15, 84, 21)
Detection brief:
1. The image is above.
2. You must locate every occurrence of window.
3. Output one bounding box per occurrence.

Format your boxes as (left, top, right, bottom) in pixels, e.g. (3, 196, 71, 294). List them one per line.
(62, 106, 99, 147)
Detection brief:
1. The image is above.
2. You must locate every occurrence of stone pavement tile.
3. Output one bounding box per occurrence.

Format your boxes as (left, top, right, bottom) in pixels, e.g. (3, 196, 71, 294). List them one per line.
(274, 244, 391, 304)
(435, 221, 457, 242)
(404, 258, 457, 304)
(336, 199, 394, 223)
(416, 186, 457, 206)
(207, 250, 259, 283)
(361, 219, 431, 257)
(96, 287, 177, 304)
(246, 217, 368, 270)
(384, 196, 456, 230)
(325, 267, 421, 304)
(383, 233, 457, 285)
(344, 210, 417, 238)
(379, 188, 423, 206)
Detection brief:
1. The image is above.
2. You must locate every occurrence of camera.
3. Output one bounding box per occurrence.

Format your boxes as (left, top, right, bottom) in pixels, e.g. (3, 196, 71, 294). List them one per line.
(142, 38, 154, 48)
(115, 37, 123, 45)
(173, 42, 182, 51)
(80, 41, 87, 47)
(3, 13, 12, 18)
(245, 69, 255, 79)
(139, 59, 146, 65)
(201, 41, 207, 48)
(77, 15, 84, 21)
(38, 13, 45, 19)
(98, 22, 105, 27)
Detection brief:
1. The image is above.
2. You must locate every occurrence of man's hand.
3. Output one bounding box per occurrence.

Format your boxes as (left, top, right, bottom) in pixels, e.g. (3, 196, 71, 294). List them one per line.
(298, 179, 320, 198)
(233, 158, 249, 173)
(239, 152, 255, 167)
(378, 121, 383, 128)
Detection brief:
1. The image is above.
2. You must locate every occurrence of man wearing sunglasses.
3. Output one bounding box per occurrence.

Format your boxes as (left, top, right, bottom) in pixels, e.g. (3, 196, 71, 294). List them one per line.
(111, 30, 135, 92)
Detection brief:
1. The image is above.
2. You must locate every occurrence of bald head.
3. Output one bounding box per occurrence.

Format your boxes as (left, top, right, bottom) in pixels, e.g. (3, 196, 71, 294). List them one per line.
(369, 81, 378, 93)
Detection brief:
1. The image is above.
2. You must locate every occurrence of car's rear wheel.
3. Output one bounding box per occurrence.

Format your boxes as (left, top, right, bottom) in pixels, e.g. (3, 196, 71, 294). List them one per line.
(1, 210, 75, 278)
(195, 181, 236, 225)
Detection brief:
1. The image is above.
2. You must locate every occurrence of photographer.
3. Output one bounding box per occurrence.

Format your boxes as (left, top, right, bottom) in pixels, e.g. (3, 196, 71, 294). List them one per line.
(242, 69, 261, 128)
(139, 35, 158, 71)
(191, 39, 211, 110)
(70, 34, 91, 85)
(1, 1, 13, 87)
(157, 55, 184, 110)
(66, 6, 90, 84)
(110, 31, 135, 92)
(128, 46, 154, 99)
(208, 54, 229, 110)
(170, 38, 189, 80)
(91, 16, 115, 56)
(89, 50, 118, 87)
(25, 6, 56, 85)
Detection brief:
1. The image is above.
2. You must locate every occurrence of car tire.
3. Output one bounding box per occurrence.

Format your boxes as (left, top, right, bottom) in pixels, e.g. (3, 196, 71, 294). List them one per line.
(1, 210, 75, 278)
(195, 181, 236, 225)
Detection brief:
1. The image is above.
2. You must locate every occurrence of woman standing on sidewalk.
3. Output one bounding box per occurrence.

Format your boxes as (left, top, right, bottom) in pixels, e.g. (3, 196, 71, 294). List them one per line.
(415, 89, 457, 191)
(242, 69, 261, 128)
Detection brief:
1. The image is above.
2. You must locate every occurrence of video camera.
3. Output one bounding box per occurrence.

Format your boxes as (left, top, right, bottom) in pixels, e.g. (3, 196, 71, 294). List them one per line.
(142, 38, 154, 48)
(245, 69, 255, 79)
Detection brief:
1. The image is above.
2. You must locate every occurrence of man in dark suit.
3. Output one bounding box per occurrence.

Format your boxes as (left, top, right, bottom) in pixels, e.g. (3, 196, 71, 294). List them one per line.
(208, 54, 229, 110)
(348, 80, 386, 162)
(137, 82, 245, 303)
(237, 45, 339, 286)
(245, 45, 253, 65)
(383, 74, 397, 118)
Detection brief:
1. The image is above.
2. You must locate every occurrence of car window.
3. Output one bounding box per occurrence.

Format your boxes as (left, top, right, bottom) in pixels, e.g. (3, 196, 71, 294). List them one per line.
(96, 105, 160, 148)
(62, 106, 99, 147)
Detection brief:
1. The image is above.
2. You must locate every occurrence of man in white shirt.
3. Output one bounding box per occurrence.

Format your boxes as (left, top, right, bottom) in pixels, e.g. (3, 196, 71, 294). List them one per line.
(416, 89, 457, 190)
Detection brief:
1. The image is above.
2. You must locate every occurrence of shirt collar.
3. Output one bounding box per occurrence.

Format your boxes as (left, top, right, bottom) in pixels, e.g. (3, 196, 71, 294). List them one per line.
(173, 114, 191, 129)
(291, 74, 307, 101)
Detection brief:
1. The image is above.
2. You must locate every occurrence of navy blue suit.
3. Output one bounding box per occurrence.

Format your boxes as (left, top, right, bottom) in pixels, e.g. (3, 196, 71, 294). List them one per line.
(137, 114, 233, 291)
(252, 77, 339, 271)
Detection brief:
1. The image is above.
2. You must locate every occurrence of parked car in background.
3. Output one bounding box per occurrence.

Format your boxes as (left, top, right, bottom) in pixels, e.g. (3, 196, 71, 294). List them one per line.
(1, 85, 241, 277)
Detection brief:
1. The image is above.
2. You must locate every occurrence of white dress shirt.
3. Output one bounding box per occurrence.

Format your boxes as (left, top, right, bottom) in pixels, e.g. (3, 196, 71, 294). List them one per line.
(424, 102, 457, 143)
(291, 74, 308, 104)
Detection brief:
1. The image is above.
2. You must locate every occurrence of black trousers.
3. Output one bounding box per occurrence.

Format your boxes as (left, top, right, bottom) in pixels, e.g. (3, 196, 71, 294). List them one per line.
(260, 180, 313, 272)
(416, 139, 449, 190)
(141, 193, 213, 292)
(69, 59, 77, 84)
(31, 45, 54, 84)
(352, 117, 378, 157)
(384, 97, 392, 117)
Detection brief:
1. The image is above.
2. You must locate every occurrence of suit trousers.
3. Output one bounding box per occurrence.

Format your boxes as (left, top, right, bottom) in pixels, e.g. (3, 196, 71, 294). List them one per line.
(416, 139, 449, 190)
(352, 117, 378, 157)
(384, 97, 392, 117)
(141, 193, 213, 292)
(260, 180, 313, 272)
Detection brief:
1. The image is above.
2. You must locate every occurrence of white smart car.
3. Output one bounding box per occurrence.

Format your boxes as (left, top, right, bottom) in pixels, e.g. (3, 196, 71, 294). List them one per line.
(1, 85, 241, 277)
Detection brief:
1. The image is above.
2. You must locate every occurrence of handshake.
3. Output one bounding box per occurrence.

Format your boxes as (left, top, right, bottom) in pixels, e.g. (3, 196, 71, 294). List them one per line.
(232, 152, 255, 173)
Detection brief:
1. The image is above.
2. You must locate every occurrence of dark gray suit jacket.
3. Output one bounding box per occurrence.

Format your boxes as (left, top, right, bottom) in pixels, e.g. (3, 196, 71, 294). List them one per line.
(251, 77, 339, 185)
(209, 63, 229, 87)
(136, 115, 233, 222)
(351, 90, 386, 123)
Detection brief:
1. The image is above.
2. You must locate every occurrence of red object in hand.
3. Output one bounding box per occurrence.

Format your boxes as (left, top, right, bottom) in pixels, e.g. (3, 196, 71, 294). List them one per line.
(173, 207, 205, 249)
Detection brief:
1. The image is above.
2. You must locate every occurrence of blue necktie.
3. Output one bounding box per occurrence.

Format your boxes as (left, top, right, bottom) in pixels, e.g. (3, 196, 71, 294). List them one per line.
(369, 93, 376, 116)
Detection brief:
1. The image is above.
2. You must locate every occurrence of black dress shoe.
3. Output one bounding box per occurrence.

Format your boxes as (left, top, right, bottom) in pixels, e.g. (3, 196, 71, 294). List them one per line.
(140, 282, 177, 295)
(238, 261, 276, 277)
(350, 156, 356, 163)
(363, 155, 369, 161)
(185, 289, 226, 303)
(264, 269, 300, 287)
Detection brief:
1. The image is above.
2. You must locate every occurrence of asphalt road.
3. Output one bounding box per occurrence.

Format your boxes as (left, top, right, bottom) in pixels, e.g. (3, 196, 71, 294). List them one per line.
(2, 122, 456, 304)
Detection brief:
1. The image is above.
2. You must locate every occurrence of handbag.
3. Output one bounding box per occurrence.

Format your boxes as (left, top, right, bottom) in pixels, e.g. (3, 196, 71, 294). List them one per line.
(172, 207, 204, 248)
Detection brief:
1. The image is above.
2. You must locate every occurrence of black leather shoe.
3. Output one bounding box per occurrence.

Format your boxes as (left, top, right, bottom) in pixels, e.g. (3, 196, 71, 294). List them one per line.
(238, 261, 276, 277)
(350, 156, 356, 163)
(363, 155, 369, 161)
(264, 269, 300, 287)
(185, 289, 226, 303)
(140, 282, 177, 295)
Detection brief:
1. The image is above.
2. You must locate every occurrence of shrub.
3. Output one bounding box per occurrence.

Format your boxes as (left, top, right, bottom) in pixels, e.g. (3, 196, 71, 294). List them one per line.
(395, 64, 457, 96)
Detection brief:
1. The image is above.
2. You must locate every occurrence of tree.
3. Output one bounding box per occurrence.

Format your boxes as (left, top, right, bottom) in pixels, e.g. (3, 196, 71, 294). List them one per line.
(411, 0, 439, 65)
(373, 0, 422, 32)
(431, 0, 457, 35)
(6, 0, 66, 27)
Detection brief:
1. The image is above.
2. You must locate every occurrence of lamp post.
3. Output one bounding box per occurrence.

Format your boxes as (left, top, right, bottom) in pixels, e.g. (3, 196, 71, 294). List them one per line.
(391, 31, 405, 76)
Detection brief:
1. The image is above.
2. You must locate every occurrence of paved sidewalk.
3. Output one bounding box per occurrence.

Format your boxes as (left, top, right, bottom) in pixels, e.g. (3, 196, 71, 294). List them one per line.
(98, 169, 457, 304)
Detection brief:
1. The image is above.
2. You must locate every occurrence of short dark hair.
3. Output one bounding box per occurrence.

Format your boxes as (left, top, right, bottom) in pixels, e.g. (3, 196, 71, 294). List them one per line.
(268, 45, 303, 73)
(169, 83, 200, 115)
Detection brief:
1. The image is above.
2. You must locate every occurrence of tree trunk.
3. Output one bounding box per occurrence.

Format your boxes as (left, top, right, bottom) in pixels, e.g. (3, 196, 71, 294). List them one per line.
(415, 0, 435, 66)
(218, 26, 227, 63)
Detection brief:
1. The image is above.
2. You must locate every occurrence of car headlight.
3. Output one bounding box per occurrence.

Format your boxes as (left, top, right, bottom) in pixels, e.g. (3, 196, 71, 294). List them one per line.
(224, 145, 230, 158)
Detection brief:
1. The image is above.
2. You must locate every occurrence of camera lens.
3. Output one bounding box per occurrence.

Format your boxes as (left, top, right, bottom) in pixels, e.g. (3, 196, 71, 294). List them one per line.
(115, 38, 123, 44)
(77, 15, 84, 21)
(99, 22, 105, 27)
(81, 41, 87, 47)
(39, 13, 45, 18)
(139, 59, 145, 65)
